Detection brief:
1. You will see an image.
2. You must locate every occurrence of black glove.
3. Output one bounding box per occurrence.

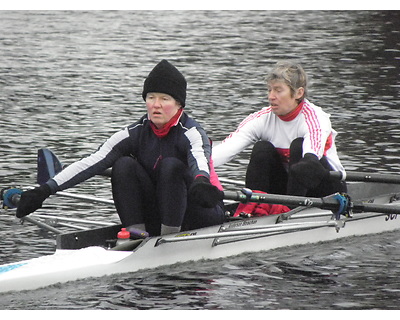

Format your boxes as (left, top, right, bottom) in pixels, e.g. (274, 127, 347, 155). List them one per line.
(189, 176, 224, 208)
(16, 184, 51, 218)
(289, 153, 330, 189)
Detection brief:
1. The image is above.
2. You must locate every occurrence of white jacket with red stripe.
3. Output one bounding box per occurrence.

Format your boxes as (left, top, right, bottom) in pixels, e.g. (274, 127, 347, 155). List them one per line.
(212, 99, 345, 173)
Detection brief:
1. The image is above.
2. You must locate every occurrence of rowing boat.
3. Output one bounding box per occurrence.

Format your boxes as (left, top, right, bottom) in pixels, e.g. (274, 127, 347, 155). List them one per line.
(1, 179, 400, 293)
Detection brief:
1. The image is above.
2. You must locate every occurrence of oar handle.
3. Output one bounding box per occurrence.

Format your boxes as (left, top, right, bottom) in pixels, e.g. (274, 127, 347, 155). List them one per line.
(1, 188, 22, 209)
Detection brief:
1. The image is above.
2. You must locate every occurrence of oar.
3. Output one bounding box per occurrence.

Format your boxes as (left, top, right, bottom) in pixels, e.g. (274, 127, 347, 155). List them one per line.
(56, 191, 114, 205)
(21, 216, 62, 234)
(1, 188, 113, 233)
(330, 171, 400, 184)
(33, 214, 115, 227)
(2, 187, 114, 213)
(223, 188, 400, 216)
(4, 186, 114, 208)
(219, 171, 400, 187)
(218, 177, 245, 186)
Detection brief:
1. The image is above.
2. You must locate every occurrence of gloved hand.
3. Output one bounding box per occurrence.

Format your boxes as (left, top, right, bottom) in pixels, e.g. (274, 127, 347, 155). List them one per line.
(289, 153, 330, 189)
(189, 176, 224, 208)
(16, 184, 51, 218)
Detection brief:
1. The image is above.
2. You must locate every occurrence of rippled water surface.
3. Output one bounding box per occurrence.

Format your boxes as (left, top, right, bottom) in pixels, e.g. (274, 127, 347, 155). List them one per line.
(0, 10, 400, 310)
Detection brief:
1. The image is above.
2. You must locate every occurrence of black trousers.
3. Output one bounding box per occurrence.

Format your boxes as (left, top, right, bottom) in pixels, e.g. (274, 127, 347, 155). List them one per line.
(245, 139, 346, 197)
(111, 156, 225, 236)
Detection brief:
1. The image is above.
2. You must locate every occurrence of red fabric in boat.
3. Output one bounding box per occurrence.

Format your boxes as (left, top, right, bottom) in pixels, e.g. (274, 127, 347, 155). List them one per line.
(233, 190, 290, 217)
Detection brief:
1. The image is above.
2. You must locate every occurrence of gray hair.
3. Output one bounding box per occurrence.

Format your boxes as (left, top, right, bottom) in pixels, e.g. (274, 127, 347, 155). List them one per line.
(266, 61, 308, 101)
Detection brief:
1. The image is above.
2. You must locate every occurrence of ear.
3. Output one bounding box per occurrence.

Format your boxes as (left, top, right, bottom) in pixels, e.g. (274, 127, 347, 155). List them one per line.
(295, 87, 304, 100)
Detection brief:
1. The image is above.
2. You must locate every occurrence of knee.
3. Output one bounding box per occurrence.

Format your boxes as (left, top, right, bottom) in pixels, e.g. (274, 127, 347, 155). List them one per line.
(289, 138, 304, 164)
(249, 141, 277, 165)
(251, 141, 275, 158)
(112, 156, 137, 174)
(114, 156, 136, 167)
(157, 157, 187, 178)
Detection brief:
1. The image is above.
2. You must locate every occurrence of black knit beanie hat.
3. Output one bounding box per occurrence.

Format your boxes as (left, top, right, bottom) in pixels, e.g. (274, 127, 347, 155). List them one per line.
(142, 60, 187, 107)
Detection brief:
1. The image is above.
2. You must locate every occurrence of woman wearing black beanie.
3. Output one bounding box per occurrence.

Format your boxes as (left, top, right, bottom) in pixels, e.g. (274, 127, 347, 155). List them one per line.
(16, 60, 225, 237)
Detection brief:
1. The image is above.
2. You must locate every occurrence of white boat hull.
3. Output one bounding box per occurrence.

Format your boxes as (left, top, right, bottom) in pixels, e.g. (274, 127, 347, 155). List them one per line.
(1, 182, 400, 293)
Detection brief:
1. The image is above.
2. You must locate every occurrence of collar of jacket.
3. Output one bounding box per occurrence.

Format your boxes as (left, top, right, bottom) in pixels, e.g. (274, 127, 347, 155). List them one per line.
(149, 108, 184, 138)
(277, 100, 304, 122)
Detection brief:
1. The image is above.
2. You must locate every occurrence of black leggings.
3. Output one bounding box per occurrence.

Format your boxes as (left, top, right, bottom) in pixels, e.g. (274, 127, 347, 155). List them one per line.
(111, 156, 225, 236)
(245, 139, 346, 197)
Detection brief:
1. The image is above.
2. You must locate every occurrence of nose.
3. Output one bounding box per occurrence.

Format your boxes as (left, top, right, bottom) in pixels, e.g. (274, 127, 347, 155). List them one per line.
(268, 90, 275, 102)
(152, 97, 162, 107)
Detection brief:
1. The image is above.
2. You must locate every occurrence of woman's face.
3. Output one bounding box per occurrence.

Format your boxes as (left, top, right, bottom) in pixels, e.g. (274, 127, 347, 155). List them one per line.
(267, 80, 304, 116)
(146, 92, 181, 128)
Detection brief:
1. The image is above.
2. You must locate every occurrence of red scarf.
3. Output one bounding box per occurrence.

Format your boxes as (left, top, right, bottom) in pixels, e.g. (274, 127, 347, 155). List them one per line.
(150, 109, 183, 138)
(278, 100, 304, 122)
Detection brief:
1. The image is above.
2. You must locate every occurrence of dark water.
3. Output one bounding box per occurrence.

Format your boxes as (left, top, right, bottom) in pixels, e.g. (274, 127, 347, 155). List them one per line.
(0, 10, 400, 310)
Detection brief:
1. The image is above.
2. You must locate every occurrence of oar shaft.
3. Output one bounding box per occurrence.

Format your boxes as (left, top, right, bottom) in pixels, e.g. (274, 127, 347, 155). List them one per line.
(56, 191, 114, 205)
(223, 190, 400, 215)
(22, 216, 62, 234)
(223, 190, 334, 210)
(218, 177, 245, 186)
(218, 172, 400, 188)
(1, 187, 114, 208)
(107, 169, 400, 185)
(32, 214, 115, 226)
(354, 202, 400, 215)
(330, 171, 400, 184)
